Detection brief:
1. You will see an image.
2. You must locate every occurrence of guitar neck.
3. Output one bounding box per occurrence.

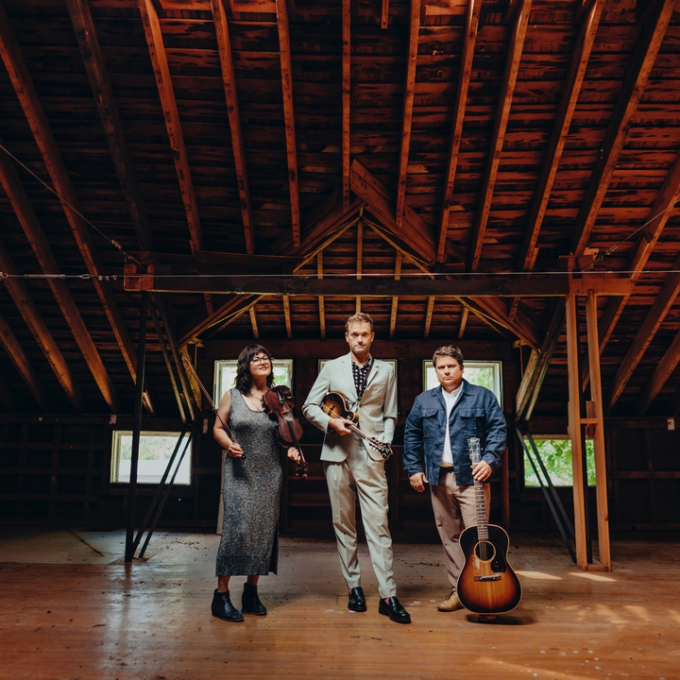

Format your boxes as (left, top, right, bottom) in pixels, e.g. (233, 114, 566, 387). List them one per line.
(473, 478, 489, 541)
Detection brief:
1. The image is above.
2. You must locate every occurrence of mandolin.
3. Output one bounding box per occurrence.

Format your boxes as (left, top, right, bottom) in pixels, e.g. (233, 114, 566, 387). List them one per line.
(320, 391, 392, 459)
(456, 437, 522, 615)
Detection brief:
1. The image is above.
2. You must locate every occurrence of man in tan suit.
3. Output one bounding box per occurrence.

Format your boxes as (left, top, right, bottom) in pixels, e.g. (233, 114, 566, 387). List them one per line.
(302, 313, 410, 624)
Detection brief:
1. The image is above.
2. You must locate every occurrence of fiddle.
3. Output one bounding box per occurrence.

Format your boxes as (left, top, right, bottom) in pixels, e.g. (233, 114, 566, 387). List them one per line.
(263, 385, 309, 480)
(321, 391, 393, 459)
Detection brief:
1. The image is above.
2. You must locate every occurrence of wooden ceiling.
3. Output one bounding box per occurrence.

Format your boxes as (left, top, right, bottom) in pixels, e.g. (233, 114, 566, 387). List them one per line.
(1, 0, 680, 417)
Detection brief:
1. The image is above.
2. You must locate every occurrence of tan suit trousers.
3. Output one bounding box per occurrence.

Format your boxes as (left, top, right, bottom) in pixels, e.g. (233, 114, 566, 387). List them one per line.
(430, 468, 491, 590)
(324, 436, 396, 598)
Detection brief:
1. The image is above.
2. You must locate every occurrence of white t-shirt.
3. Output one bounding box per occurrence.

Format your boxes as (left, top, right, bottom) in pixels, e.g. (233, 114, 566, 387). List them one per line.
(440, 383, 464, 467)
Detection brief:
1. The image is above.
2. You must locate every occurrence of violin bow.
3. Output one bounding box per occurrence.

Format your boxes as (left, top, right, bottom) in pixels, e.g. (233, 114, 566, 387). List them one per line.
(182, 356, 245, 460)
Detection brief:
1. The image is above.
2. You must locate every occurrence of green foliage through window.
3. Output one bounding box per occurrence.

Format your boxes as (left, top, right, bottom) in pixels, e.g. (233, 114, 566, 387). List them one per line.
(524, 438, 596, 487)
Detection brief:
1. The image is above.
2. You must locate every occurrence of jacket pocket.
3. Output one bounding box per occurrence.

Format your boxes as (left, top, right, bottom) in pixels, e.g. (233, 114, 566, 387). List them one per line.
(422, 408, 440, 445)
(459, 408, 484, 437)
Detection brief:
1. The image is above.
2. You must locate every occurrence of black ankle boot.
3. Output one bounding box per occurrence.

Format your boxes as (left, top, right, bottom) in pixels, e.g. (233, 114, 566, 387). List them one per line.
(211, 589, 244, 622)
(242, 583, 267, 616)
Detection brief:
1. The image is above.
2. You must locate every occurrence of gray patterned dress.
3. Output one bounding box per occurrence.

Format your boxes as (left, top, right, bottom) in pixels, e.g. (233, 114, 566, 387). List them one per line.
(216, 388, 283, 576)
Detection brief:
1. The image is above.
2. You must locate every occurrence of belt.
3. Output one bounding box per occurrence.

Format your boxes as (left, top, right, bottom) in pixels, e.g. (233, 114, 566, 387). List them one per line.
(440, 467, 454, 473)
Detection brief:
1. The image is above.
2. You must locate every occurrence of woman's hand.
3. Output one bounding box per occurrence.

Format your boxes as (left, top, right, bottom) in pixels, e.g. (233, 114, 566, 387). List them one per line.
(226, 441, 244, 458)
(287, 447, 302, 463)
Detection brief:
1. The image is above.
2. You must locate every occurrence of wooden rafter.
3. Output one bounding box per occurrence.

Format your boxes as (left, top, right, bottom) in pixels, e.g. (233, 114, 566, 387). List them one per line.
(608, 257, 680, 411)
(389, 251, 402, 340)
(203, 295, 266, 341)
(424, 296, 435, 339)
(469, 0, 532, 271)
(437, 0, 481, 262)
(395, 0, 421, 227)
(0, 309, 47, 408)
(211, 0, 255, 254)
(249, 307, 259, 339)
(0, 145, 119, 412)
(356, 220, 363, 314)
(138, 0, 202, 253)
(0, 5, 147, 401)
(283, 295, 293, 339)
(569, 0, 675, 257)
(517, 0, 603, 271)
(275, 0, 301, 248)
(0, 241, 81, 410)
(66, 0, 153, 252)
(317, 252, 326, 340)
(458, 307, 468, 339)
(342, 0, 351, 210)
(381, 0, 389, 29)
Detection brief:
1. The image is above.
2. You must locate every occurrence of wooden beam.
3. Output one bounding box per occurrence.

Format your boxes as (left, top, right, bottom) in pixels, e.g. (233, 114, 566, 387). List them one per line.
(381, 0, 389, 28)
(395, 0, 421, 227)
(0, 5, 147, 401)
(437, 0, 481, 262)
(607, 256, 680, 410)
(0, 309, 47, 408)
(317, 253, 325, 340)
(585, 292, 611, 570)
(389, 251, 402, 340)
(203, 295, 266, 341)
(249, 307, 259, 339)
(0, 242, 82, 410)
(565, 294, 588, 570)
(458, 306, 468, 339)
(0, 144, 118, 412)
(636, 327, 680, 415)
(138, 0, 202, 253)
(356, 220, 363, 314)
(275, 0, 301, 248)
(342, 0, 351, 210)
(517, 0, 603, 271)
(424, 296, 435, 339)
(469, 0, 532, 271)
(211, 0, 255, 254)
(569, 0, 675, 257)
(283, 295, 293, 339)
(66, 0, 153, 252)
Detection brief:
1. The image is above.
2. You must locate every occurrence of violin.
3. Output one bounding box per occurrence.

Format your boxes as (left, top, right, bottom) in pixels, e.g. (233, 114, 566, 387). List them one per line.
(263, 385, 309, 480)
(321, 391, 393, 459)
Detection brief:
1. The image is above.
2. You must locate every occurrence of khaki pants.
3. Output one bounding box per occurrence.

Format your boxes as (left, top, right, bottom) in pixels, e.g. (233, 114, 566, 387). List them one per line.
(324, 441, 396, 598)
(429, 468, 490, 590)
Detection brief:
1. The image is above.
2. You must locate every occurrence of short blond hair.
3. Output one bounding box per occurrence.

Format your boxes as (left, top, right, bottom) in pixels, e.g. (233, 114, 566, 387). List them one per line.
(345, 312, 374, 332)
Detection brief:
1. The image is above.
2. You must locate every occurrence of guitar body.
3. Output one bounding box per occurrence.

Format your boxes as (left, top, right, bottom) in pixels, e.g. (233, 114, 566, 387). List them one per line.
(457, 523, 522, 615)
(321, 391, 359, 424)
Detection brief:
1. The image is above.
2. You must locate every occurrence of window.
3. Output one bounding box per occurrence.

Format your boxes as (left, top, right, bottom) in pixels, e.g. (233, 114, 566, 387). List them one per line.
(523, 438, 596, 487)
(213, 359, 293, 405)
(423, 359, 503, 407)
(110, 431, 191, 485)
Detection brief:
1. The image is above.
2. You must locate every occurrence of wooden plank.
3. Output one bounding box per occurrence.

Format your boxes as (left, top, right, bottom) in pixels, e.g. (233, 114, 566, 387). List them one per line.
(395, 0, 421, 227)
(517, 0, 603, 271)
(317, 253, 325, 340)
(607, 256, 680, 410)
(249, 307, 259, 339)
(569, 0, 675, 257)
(0, 5, 147, 404)
(283, 295, 292, 339)
(211, 0, 255, 254)
(381, 0, 389, 28)
(565, 294, 588, 570)
(458, 306, 468, 339)
(65, 0, 153, 252)
(468, 0, 532, 271)
(356, 220, 363, 314)
(138, 0, 202, 253)
(0, 309, 47, 408)
(276, 0, 301, 248)
(636, 327, 680, 415)
(585, 293, 611, 571)
(0, 145, 118, 412)
(423, 296, 435, 339)
(437, 0, 480, 262)
(342, 0, 351, 210)
(389, 251, 402, 340)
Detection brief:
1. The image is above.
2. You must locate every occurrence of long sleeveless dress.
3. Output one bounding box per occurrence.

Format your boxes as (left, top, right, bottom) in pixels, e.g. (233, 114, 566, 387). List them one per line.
(215, 389, 283, 576)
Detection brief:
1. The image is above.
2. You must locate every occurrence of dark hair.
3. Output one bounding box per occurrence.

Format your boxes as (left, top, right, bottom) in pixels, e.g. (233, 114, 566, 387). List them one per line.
(235, 344, 274, 394)
(345, 312, 374, 332)
(433, 345, 464, 369)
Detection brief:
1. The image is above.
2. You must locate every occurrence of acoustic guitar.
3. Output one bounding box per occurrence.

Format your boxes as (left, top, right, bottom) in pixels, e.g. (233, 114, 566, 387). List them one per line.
(320, 391, 392, 459)
(456, 437, 522, 615)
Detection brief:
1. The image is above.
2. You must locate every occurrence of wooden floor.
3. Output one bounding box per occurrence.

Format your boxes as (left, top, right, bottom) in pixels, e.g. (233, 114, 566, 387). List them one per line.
(0, 529, 678, 679)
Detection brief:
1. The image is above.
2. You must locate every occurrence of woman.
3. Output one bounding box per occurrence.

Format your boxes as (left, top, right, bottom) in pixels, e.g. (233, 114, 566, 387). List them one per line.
(212, 344, 300, 622)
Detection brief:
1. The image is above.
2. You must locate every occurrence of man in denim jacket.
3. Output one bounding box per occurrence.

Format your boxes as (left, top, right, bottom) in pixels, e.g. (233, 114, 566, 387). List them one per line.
(403, 345, 506, 612)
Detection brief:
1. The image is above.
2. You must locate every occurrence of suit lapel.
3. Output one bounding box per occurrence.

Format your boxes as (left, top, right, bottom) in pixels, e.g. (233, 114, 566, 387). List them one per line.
(341, 354, 358, 403)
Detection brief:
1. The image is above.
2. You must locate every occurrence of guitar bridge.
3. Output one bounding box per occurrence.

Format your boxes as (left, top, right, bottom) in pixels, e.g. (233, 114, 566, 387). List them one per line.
(474, 574, 502, 582)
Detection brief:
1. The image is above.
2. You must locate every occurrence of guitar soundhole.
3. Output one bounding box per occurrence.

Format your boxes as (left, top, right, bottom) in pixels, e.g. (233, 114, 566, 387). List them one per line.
(474, 540, 496, 562)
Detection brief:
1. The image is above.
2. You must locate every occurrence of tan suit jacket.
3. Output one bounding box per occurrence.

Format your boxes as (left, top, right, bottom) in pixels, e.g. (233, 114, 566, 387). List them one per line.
(302, 354, 398, 463)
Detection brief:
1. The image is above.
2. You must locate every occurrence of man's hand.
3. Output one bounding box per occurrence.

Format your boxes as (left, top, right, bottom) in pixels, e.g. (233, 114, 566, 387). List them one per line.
(409, 472, 428, 493)
(472, 460, 492, 482)
(328, 418, 354, 436)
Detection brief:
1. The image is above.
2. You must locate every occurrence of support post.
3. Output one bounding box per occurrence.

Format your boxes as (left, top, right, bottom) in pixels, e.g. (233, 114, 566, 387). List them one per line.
(125, 292, 149, 563)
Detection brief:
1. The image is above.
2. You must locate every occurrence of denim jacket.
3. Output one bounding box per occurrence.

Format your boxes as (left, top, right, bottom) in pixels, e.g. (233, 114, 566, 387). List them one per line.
(403, 379, 506, 488)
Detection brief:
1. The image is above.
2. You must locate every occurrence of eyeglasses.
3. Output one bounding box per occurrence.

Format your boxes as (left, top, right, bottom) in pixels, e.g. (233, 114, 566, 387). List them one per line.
(250, 355, 271, 365)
